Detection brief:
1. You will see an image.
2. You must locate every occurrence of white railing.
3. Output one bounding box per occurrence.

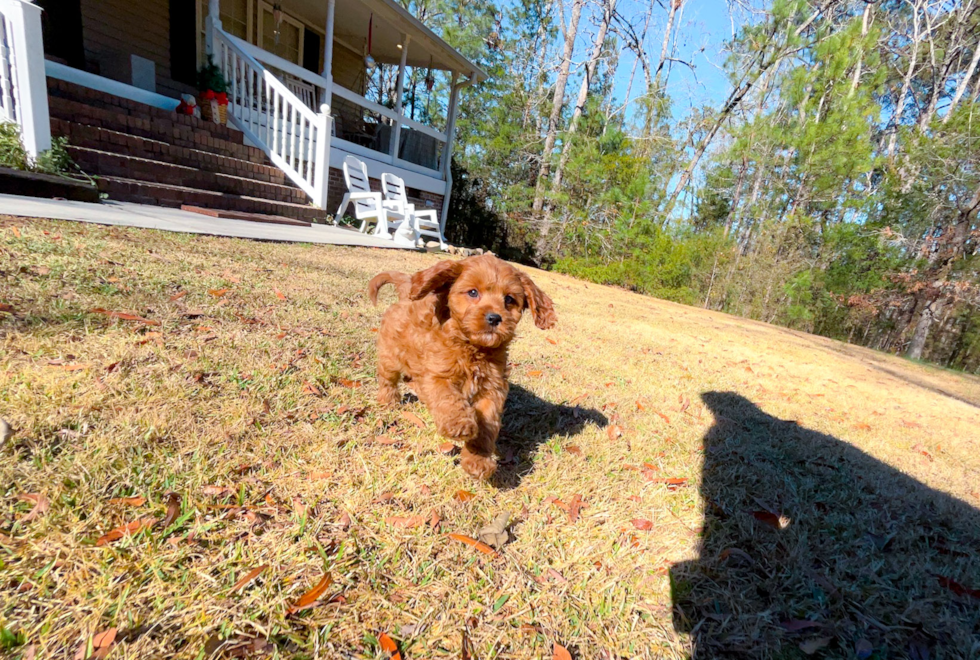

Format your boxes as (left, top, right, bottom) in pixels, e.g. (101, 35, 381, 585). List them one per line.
(0, 0, 50, 158)
(212, 27, 330, 208)
(331, 84, 448, 176)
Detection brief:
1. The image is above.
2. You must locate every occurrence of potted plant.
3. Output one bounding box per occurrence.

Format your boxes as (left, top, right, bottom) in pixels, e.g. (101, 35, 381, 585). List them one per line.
(196, 56, 229, 124)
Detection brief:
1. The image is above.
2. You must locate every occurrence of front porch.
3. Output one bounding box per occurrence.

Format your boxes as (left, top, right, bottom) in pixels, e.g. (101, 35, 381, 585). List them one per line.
(1, 0, 486, 230)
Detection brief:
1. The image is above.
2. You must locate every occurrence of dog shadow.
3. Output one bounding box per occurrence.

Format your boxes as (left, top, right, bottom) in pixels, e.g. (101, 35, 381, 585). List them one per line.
(671, 392, 980, 657)
(493, 384, 608, 489)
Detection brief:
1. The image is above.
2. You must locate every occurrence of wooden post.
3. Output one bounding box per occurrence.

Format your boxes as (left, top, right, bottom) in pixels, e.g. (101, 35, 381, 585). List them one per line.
(205, 0, 221, 56)
(0, 0, 50, 158)
(313, 103, 331, 210)
(319, 0, 335, 106)
(439, 71, 475, 233)
(390, 34, 410, 159)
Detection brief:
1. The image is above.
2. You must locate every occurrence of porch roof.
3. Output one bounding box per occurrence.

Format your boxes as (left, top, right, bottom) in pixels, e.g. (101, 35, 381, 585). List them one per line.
(288, 0, 488, 81)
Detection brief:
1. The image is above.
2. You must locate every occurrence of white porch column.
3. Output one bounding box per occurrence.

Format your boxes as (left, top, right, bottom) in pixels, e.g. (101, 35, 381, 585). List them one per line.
(312, 103, 331, 210)
(390, 34, 410, 159)
(439, 71, 476, 233)
(205, 0, 222, 56)
(319, 0, 335, 106)
(0, 0, 51, 158)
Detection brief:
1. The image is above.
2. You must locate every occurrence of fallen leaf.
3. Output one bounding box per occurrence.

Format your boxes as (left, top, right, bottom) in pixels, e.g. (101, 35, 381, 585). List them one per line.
(332, 376, 362, 389)
(401, 411, 426, 428)
(373, 492, 396, 504)
(76, 628, 117, 660)
(650, 477, 688, 490)
(936, 575, 980, 599)
(654, 410, 671, 424)
(799, 637, 833, 654)
(160, 492, 181, 529)
(718, 547, 754, 563)
(912, 443, 934, 461)
(428, 510, 441, 531)
(19, 493, 50, 522)
(607, 424, 623, 441)
(0, 303, 14, 313)
(386, 516, 426, 528)
(477, 512, 510, 549)
(379, 633, 402, 660)
(565, 445, 583, 456)
(201, 485, 233, 498)
(546, 337, 558, 345)
(553, 643, 572, 660)
(447, 533, 498, 557)
(275, 289, 287, 301)
(10, 227, 20, 237)
(109, 496, 146, 507)
(566, 494, 585, 522)
(89, 308, 160, 326)
(528, 369, 543, 377)
(374, 435, 402, 446)
(230, 565, 268, 593)
(208, 288, 229, 297)
(632, 519, 653, 531)
(569, 392, 590, 406)
(169, 291, 187, 301)
(778, 619, 823, 632)
(287, 574, 333, 614)
(338, 512, 352, 530)
(96, 518, 154, 545)
(439, 442, 459, 455)
(302, 381, 323, 396)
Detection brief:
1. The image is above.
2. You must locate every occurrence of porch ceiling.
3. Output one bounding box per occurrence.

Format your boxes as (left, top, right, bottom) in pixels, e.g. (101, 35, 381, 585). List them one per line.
(286, 0, 488, 80)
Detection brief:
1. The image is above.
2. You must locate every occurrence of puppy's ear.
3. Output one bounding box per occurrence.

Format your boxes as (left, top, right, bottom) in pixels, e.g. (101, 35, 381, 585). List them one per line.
(410, 260, 464, 300)
(518, 271, 556, 330)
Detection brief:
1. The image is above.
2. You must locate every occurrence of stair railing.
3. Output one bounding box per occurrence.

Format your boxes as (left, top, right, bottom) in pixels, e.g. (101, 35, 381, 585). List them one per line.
(211, 26, 331, 210)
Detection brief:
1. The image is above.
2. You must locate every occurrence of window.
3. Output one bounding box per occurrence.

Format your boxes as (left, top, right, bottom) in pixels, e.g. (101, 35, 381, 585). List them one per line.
(258, 2, 303, 65)
(198, 0, 253, 68)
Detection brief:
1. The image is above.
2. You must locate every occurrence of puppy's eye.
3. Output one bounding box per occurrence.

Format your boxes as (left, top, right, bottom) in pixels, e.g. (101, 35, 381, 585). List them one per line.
(467, 289, 479, 298)
(504, 295, 516, 307)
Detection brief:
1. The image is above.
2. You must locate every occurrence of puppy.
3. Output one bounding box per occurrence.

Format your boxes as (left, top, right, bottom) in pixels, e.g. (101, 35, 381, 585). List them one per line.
(369, 255, 556, 480)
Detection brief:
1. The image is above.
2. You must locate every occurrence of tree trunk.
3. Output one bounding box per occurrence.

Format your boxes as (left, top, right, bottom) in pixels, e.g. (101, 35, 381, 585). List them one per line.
(886, 0, 921, 159)
(533, 0, 584, 216)
(907, 296, 944, 359)
(944, 38, 980, 122)
(551, 0, 617, 196)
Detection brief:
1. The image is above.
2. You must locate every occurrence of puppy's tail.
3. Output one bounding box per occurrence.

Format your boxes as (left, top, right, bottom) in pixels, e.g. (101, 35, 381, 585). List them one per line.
(368, 271, 412, 305)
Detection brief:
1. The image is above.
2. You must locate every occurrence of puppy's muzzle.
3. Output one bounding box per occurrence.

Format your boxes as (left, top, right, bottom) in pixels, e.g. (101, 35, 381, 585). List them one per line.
(485, 313, 503, 328)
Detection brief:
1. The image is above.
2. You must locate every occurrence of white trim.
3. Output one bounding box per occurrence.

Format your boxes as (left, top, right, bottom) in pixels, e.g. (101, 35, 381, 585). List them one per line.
(0, 0, 50, 157)
(45, 60, 180, 111)
(332, 84, 446, 142)
(330, 141, 446, 195)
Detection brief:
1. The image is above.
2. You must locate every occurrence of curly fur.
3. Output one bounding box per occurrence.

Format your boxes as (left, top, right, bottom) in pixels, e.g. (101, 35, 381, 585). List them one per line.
(370, 255, 556, 480)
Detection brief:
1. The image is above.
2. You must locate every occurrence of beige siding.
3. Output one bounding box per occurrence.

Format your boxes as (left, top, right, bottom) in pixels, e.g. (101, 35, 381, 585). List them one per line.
(80, 0, 195, 98)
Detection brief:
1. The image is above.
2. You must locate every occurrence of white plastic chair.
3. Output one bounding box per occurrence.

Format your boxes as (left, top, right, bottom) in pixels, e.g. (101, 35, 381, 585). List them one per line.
(334, 156, 417, 247)
(381, 172, 448, 250)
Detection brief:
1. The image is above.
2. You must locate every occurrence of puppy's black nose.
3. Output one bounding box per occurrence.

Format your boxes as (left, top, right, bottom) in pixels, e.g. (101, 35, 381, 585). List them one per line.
(486, 313, 502, 327)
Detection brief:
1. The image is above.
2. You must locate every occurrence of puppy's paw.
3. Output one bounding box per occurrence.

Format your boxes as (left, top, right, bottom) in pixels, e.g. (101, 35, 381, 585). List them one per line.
(461, 449, 497, 481)
(438, 413, 478, 440)
(377, 385, 400, 407)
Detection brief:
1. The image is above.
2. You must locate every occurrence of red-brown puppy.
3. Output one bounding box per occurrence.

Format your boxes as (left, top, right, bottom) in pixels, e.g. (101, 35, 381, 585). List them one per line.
(369, 255, 556, 480)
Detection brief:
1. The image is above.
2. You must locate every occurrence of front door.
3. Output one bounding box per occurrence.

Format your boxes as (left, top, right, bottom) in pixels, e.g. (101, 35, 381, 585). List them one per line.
(36, 0, 85, 69)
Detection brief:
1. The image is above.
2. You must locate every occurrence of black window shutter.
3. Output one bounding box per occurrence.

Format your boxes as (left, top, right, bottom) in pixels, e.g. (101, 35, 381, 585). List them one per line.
(303, 28, 321, 74)
(170, 0, 198, 86)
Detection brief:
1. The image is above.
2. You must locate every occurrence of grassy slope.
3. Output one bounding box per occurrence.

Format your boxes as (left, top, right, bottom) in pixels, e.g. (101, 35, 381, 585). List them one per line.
(1, 217, 978, 659)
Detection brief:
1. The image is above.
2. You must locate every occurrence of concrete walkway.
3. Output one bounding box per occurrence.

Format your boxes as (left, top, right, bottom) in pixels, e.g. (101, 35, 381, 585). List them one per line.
(0, 194, 413, 249)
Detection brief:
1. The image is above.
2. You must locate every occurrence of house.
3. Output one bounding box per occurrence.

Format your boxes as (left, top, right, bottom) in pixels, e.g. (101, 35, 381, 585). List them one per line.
(0, 0, 486, 228)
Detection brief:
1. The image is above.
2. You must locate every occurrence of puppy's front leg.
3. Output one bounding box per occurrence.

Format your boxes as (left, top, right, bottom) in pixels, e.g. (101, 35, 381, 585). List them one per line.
(420, 376, 478, 441)
(460, 392, 503, 481)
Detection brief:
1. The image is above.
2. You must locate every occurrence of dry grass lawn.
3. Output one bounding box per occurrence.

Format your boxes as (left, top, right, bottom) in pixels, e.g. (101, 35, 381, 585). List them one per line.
(1, 217, 979, 659)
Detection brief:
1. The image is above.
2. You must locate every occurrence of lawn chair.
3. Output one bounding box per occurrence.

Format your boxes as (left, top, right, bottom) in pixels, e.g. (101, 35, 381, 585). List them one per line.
(380, 172, 448, 250)
(334, 156, 417, 247)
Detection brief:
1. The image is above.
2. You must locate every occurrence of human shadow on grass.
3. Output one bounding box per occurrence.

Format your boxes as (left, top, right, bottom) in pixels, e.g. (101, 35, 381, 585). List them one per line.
(492, 384, 608, 489)
(671, 392, 980, 659)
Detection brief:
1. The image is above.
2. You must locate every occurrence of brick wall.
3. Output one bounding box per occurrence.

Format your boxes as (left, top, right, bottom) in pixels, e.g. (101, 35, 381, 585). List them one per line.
(327, 167, 444, 227)
(78, 0, 195, 99)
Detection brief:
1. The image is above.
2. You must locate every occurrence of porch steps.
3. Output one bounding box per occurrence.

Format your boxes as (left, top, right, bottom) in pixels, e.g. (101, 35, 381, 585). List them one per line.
(179, 205, 311, 227)
(47, 78, 327, 224)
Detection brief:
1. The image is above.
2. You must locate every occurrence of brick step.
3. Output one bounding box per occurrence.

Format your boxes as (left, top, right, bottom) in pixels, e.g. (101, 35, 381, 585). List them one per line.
(52, 119, 291, 187)
(47, 96, 269, 164)
(97, 176, 326, 222)
(47, 78, 248, 144)
(67, 147, 309, 205)
(180, 205, 311, 227)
